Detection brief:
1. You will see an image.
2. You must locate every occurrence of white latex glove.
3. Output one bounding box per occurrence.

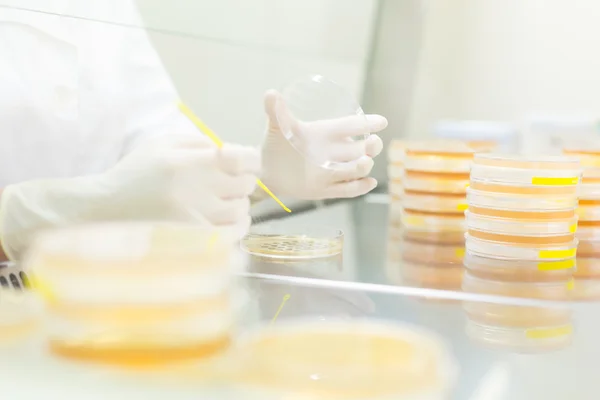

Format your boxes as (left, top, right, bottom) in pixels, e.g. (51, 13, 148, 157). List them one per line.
(0, 134, 260, 260)
(257, 90, 388, 201)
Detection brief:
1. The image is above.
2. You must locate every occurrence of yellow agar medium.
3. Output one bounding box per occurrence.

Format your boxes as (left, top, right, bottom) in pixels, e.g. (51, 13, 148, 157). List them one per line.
(177, 102, 291, 213)
(525, 325, 573, 339)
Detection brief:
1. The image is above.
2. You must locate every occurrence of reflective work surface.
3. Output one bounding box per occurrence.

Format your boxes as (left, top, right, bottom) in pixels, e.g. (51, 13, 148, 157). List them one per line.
(1, 195, 600, 399)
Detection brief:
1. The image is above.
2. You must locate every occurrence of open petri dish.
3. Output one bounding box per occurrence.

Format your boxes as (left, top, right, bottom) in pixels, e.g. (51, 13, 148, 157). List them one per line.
(277, 75, 369, 170)
(242, 225, 343, 261)
(233, 318, 457, 400)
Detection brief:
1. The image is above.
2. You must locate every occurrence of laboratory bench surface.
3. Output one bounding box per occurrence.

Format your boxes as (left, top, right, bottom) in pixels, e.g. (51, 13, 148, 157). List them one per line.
(2, 195, 600, 399)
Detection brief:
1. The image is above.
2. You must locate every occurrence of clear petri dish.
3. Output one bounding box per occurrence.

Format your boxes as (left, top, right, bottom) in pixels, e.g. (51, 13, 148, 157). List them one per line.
(574, 222, 600, 240)
(403, 171, 470, 195)
(25, 222, 236, 366)
(471, 154, 582, 187)
(463, 253, 575, 283)
(388, 164, 403, 181)
(468, 204, 576, 220)
(388, 139, 407, 163)
(234, 319, 457, 400)
(402, 191, 467, 214)
(577, 239, 600, 257)
(465, 211, 577, 245)
(573, 257, 600, 279)
(242, 225, 343, 260)
(577, 200, 600, 221)
(469, 179, 579, 195)
(466, 187, 578, 211)
(465, 318, 573, 353)
(570, 278, 600, 300)
(402, 140, 477, 173)
(563, 145, 600, 168)
(465, 234, 578, 261)
(277, 75, 369, 171)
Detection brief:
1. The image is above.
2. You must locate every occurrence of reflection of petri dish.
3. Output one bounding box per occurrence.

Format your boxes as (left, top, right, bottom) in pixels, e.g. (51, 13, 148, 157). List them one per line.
(25, 222, 235, 366)
(400, 261, 464, 290)
(403, 171, 470, 195)
(402, 191, 466, 214)
(465, 234, 578, 261)
(401, 211, 465, 244)
(467, 188, 578, 211)
(464, 253, 574, 283)
(465, 318, 573, 353)
(401, 239, 465, 265)
(277, 75, 369, 171)
(235, 319, 457, 400)
(403, 140, 477, 173)
(242, 225, 343, 260)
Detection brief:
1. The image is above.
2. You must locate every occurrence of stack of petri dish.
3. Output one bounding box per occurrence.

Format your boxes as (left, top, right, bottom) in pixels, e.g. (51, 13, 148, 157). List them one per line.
(400, 141, 476, 249)
(388, 140, 405, 226)
(24, 222, 237, 367)
(463, 154, 581, 351)
(466, 154, 581, 264)
(562, 146, 600, 283)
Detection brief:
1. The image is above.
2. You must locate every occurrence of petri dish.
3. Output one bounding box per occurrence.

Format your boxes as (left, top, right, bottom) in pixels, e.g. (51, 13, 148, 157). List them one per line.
(573, 257, 600, 279)
(576, 200, 600, 221)
(401, 239, 465, 265)
(463, 253, 575, 283)
(574, 222, 600, 240)
(277, 75, 369, 171)
(570, 278, 600, 300)
(467, 188, 578, 211)
(465, 318, 573, 353)
(577, 239, 600, 257)
(388, 164, 403, 181)
(465, 211, 577, 245)
(242, 225, 343, 261)
(468, 204, 576, 220)
(471, 154, 582, 187)
(398, 261, 464, 291)
(234, 319, 457, 400)
(401, 210, 466, 244)
(469, 179, 579, 195)
(25, 222, 236, 366)
(403, 171, 470, 195)
(402, 191, 467, 214)
(0, 287, 41, 345)
(388, 139, 406, 163)
(402, 140, 478, 173)
(465, 234, 578, 261)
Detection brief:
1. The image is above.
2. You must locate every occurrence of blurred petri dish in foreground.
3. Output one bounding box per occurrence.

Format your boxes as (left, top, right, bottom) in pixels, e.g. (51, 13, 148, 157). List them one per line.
(277, 75, 369, 170)
(234, 319, 457, 399)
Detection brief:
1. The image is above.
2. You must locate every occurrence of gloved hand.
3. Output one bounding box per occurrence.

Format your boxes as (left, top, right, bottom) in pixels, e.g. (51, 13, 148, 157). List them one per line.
(0, 134, 260, 260)
(256, 90, 388, 201)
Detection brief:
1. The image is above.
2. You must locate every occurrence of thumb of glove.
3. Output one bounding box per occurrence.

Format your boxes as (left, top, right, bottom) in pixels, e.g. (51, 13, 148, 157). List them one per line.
(264, 90, 299, 137)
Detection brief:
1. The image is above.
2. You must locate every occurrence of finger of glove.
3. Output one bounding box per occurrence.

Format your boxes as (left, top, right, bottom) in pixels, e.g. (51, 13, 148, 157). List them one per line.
(264, 89, 300, 134)
(218, 144, 262, 175)
(211, 171, 258, 199)
(327, 140, 368, 163)
(306, 114, 388, 140)
(365, 134, 383, 158)
(324, 177, 378, 199)
(149, 132, 216, 150)
(331, 156, 374, 182)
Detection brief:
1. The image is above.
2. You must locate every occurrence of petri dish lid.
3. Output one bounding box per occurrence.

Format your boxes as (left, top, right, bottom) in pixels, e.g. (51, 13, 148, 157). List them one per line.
(473, 153, 581, 170)
(527, 115, 600, 133)
(277, 75, 369, 171)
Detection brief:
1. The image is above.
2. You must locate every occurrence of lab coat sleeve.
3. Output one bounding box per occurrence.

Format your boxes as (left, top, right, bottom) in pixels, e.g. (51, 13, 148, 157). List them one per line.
(114, 4, 200, 157)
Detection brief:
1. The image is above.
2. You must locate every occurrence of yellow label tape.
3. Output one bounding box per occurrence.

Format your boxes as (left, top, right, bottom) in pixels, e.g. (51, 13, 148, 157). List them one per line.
(525, 324, 573, 340)
(538, 248, 576, 259)
(531, 176, 579, 186)
(566, 278, 575, 291)
(537, 259, 576, 271)
(569, 223, 577, 233)
(456, 204, 468, 211)
(455, 248, 466, 259)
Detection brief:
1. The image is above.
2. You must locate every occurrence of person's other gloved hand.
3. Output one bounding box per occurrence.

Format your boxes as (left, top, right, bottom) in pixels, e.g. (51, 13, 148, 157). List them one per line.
(256, 90, 388, 201)
(0, 134, 260, 260)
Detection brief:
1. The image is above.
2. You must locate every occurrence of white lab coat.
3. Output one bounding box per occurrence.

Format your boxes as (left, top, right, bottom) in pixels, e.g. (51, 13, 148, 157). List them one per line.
(0, 0, 196, 187)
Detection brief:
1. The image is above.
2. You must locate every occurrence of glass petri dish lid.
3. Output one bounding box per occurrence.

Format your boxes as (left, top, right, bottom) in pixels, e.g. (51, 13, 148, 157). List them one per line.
(276, 75, 370, 171)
